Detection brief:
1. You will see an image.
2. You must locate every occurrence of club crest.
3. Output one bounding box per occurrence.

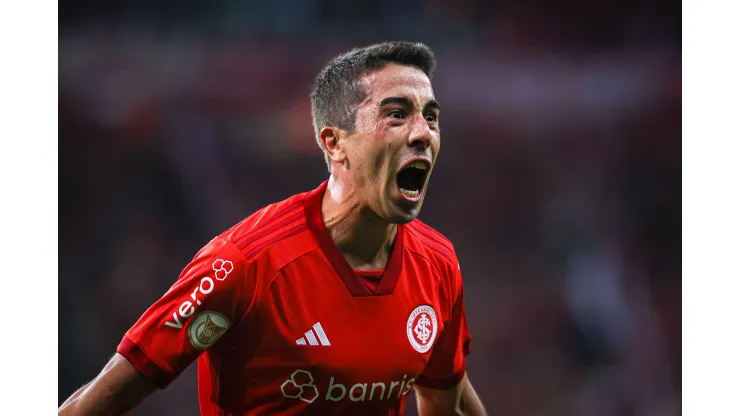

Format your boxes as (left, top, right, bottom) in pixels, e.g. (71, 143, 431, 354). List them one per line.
(406, 305, 438, 353)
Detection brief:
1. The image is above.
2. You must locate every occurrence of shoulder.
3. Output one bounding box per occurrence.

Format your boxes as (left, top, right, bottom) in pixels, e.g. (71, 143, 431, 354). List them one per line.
(208, 190, 317, 271)
(170, 191, 319, 319)
(221, 191, 307, 252)
(404, 219, 460, 276)
(405, 220, 465, 308)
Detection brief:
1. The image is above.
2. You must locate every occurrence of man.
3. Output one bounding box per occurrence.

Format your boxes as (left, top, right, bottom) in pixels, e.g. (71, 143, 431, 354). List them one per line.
(59, 41, 486, 416)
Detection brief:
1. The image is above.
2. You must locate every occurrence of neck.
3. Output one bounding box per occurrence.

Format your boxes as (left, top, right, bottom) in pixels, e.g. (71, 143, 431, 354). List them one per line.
(321, 175, 397, 270)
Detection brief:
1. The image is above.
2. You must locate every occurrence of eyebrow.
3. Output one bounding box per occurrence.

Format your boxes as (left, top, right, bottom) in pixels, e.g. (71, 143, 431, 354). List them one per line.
(379, 96, 441, 112)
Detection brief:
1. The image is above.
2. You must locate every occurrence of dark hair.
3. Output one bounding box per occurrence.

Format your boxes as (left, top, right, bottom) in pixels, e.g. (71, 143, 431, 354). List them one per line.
(310, 41, 437, 171)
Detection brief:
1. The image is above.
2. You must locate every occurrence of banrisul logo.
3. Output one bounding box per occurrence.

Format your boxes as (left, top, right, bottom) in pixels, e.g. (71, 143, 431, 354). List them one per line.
(281, 370, 319, 403)
(281, 370, 415, 403)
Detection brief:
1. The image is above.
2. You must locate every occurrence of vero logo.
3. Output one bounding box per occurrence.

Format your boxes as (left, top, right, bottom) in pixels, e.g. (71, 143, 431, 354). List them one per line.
(295, 322, 331, 347)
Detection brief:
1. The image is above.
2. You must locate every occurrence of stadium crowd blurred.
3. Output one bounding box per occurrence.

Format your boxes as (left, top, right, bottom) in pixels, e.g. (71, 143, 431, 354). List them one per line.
(59, 0, 680, 414)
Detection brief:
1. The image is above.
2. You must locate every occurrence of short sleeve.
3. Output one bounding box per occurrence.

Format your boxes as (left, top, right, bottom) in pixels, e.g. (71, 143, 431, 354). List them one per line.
(117, 237, 254, 388)
(415, 262, 471, 390)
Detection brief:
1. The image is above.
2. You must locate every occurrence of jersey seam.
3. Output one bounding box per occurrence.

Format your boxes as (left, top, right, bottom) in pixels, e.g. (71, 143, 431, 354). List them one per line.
(244, 223, 307, 260)
(412, 220, 455, 249)
(229, 199, 304, 246)
(414, 365, 467, 390)
(249, 247, 322, 329)
(260, 247, 322, 300)
(406, 231, 455, 267)
(405, 244, 463, 317)
(411, 221, 455, 249)
(404, 245, 446, 282)
(407, 227, 455, 264)
(235, 210, 306, 251)
(120, 335, 175, 386)
(226, 221, 316, 329)
(219, 238, 260, 326)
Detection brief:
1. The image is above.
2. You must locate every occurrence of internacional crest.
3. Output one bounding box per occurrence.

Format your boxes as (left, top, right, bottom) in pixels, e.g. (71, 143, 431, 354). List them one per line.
(406, 305, 438, 353)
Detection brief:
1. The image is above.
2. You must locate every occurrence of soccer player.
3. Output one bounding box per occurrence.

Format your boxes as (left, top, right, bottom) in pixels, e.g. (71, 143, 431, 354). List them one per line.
(59, 41, 486, 416)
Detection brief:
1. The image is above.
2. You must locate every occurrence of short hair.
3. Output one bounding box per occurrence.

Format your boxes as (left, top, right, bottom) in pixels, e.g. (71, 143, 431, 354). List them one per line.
(310, 41, 437, 172)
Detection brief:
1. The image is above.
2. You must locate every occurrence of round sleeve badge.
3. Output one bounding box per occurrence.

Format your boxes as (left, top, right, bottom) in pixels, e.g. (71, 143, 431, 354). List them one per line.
(187, 311, 231, 349)
(406, 305, 438, 353)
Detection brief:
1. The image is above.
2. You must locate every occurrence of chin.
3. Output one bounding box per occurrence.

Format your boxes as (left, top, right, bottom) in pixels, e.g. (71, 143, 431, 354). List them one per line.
(388, 214, 416, 225)
(380, 186, 425, 224)
(386, 203, 422, 224)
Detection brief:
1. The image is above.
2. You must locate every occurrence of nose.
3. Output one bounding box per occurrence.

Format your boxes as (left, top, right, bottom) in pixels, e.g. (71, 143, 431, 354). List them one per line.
(408, 113, 433, 149)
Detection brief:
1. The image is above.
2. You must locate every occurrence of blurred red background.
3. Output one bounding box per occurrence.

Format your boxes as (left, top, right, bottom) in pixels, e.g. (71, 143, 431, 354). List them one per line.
(59, 1, 681, 414)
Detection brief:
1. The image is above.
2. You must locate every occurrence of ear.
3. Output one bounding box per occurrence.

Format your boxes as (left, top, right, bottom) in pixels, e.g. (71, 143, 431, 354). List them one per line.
(319, 126, 347, 165)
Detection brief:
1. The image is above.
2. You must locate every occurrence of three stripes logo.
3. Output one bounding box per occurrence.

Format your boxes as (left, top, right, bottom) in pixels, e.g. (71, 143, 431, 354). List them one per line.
(296, 322, 331, 347)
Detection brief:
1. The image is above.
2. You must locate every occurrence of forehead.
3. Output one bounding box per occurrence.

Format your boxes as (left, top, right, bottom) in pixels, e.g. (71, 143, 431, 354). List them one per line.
(360, 63, 434, 105)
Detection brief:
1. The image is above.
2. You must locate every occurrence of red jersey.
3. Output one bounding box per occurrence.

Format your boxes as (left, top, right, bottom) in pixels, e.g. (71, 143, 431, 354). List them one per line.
(118, 181, 471, 415)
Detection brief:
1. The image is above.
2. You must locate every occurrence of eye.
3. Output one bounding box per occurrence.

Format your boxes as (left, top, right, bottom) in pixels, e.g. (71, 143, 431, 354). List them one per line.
(388, 110, 405, 119)
(425, 112, 438, 122)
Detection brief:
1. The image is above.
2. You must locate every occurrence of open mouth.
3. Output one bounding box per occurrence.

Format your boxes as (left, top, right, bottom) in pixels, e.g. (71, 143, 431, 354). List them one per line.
(396, 160, 429, 201)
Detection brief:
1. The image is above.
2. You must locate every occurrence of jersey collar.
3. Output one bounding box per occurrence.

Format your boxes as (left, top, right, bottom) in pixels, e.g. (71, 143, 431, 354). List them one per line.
(304, 180, 404, 297)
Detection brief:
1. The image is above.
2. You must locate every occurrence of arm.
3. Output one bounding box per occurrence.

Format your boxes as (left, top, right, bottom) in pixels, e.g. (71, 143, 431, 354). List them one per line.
(414, 251, 481, 414)
(415, 372, 486, 416)
(60, 237, 253, 415)
(58, 354, 156, 416)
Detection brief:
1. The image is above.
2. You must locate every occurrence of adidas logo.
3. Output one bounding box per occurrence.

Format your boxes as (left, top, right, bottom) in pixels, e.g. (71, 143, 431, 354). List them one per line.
(296, 322, 331, 347)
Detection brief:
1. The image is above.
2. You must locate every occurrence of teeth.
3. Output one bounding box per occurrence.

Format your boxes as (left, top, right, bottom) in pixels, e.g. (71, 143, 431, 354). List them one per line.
(410, 161, 427, 170)
(400, 188, 420, 199)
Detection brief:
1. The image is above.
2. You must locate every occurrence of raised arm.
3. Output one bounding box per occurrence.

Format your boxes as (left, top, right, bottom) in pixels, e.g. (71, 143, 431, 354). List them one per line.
(59, 354, 156, 415)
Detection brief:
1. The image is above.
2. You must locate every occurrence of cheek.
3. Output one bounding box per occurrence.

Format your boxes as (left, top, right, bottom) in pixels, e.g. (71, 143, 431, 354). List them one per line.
(350, 141, 381, 180)
(431, 136, 441, 155)
(359, 142, 385, 179)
